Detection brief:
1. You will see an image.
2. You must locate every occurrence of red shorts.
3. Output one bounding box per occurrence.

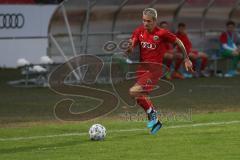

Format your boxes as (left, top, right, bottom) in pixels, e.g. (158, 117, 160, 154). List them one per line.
(136, 62, 162, 93)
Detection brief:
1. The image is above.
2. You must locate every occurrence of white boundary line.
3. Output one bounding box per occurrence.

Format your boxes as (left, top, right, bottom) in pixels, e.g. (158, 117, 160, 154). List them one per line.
(0, 120, 240, 142)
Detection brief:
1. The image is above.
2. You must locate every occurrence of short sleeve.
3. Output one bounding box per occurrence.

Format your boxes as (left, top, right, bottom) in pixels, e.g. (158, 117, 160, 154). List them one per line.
(175, 32, 192, 54)
(162, 29, 177, 44)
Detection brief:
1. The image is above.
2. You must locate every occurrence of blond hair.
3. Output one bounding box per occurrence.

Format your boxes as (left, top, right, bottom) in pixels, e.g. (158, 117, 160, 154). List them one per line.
(143, 8, 157, 20)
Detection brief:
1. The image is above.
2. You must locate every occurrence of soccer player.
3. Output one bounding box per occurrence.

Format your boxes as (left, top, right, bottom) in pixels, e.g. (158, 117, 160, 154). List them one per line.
(176, 23, 209, 77)
(219, 20, 240, 77)
(159, 21, 185, 79)
(126, 8, 193, 134)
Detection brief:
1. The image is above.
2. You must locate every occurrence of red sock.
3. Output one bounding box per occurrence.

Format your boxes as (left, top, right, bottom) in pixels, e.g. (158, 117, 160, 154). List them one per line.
(136, 96, 154, 112)
(174, 57, 183, 71)
(200, 56, 208, 71)
(165, 59, 172, 71)
(190, 58, 197, 71)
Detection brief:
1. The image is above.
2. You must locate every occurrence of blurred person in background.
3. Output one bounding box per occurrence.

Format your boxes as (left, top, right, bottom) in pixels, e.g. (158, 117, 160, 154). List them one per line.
(159, 21, 184, 79)
(176, 23, 209, 78)
(219, 20, 240, 77)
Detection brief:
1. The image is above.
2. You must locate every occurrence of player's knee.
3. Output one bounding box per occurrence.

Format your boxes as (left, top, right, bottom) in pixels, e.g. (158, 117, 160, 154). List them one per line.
(164, 53, 173, 59)
(129, 85, 142, 97)
(190, 54, 198, 60)
(199, 52, 208, 58)
(174, 53, 183, 59)
(129, 88, 138, 97)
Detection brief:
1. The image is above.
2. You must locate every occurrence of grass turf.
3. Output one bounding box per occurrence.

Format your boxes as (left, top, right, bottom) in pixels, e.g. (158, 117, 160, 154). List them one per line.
(0, 112, 240, 160)
(0, 68, 240, 123)
(0, 68, 240, 159)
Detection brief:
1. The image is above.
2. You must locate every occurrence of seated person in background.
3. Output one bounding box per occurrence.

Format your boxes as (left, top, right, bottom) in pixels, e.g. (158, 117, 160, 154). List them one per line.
(176, 23, 209, 77)
(219, 20, 240, 77)
(159, 21, 184, 79)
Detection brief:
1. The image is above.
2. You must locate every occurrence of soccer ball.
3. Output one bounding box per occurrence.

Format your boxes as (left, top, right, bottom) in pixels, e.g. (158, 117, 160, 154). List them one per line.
(89, 124, 106, 141)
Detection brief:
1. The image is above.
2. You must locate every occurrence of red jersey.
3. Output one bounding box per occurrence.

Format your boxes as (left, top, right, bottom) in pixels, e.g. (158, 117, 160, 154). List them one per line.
(131, 25, 177, 63)
(175, 31, 192, 54)
(163, 42, 174, 54)
(219, 32, 237, 44)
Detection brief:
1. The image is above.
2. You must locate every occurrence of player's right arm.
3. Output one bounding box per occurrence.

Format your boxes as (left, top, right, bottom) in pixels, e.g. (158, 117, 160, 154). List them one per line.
(126, 38, 139, 53)
(126, 27, 140, 54)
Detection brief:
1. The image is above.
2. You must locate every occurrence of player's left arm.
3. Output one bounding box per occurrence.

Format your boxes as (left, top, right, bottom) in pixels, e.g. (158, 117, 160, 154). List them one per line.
(175, 38, 194, 72)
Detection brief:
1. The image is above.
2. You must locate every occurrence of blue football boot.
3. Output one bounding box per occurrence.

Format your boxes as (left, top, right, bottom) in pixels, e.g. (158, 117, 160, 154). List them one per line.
(147, 110, 158, 128)
(150, 120, 162, 135)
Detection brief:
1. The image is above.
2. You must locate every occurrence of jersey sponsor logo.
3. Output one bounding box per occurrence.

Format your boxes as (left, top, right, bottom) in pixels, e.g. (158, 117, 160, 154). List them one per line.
(153, 35, 159, 41)
(140, 41, 156, 49)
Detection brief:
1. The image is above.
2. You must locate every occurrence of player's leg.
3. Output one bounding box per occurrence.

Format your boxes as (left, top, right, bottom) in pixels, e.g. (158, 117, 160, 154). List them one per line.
(129, 83, 155, 116)
(174, 52, 183, 71)
(231, 51, 240, 74)
(137, 94, 162, 134)
(189, 52, 199, 77)
(150, 119, 162, 134)
(163, 52, 174, 80)
(236, 53, 240, 74)
(189, 52, 198, 71)
(172, 52, 184, 79)
(164, 52, 173, 70)
(131, 63, 163, 134)
(129, 83, 154, 113)
(129, 81, 153, 113)
(129, 83, 159, 128)
(129, 83, 146, 97)
(222, 49, 239, 77)
(198, 52, 209, 77)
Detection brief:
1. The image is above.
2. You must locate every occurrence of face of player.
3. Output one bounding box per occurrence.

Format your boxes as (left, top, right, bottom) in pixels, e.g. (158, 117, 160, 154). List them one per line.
(142, 14, 156, 32)
(227, 24, 235, 32)
(178, 26, 186, 34)
(160, 23, 169, 29)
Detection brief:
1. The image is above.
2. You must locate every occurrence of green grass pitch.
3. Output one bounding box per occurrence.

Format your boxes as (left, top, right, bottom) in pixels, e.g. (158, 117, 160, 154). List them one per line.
(0, 112, 240, 160)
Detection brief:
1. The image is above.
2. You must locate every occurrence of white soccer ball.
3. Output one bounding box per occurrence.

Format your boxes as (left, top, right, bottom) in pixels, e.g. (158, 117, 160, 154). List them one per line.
(89, 124, 106, 141)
